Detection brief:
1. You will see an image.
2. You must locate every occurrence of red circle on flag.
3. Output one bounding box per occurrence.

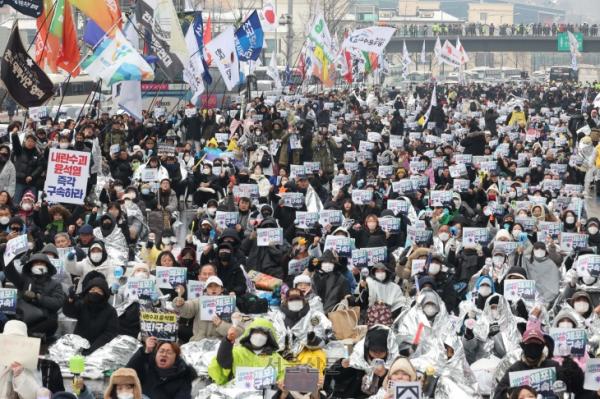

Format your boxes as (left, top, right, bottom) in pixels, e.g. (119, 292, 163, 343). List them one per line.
(264, 6, 275, 24)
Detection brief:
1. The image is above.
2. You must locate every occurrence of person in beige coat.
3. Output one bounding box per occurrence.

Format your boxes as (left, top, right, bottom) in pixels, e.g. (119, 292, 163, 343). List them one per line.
(173, 276, 241, 341)
(103, 367, 143, 399)
(0, 320, 40, 399)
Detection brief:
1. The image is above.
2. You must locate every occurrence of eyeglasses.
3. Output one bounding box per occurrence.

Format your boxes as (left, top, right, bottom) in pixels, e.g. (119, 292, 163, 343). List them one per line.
(157, 349, 175, 356)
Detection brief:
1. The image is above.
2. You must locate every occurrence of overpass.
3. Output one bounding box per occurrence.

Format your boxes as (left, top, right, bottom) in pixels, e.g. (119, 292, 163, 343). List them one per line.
(388, 35, 600, 53)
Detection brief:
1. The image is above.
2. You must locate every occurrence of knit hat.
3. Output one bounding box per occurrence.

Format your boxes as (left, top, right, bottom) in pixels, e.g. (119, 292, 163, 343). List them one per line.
(79, 224, 94, 235)
(103, 368, 143, 399)
(505, 266, 527, 280)
(293, 274, 311, 287)
(3, 320, 27, 336)
(41, 243, 59, 258)
(21, 191, 36, 203)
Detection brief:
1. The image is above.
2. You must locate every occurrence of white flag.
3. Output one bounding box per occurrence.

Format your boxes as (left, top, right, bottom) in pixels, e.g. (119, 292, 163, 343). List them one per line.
(260, 2, 278, 32)
(112, 81, 143, 121)
(123, 16, 139, 51)
(342, 26, 396, 54)
(401, 41, 412, 78)
(206, 26, 240, 91)
(567, 31, 580, 71)
(420, 40, 426, 64)
(183, 24, 205, 104)
(423, 85, 437, 125)
(434, 36, 442, 60)
(456, 37, 469, 65)
(438, 40, 461, 68)
(267, 52, 282, 89)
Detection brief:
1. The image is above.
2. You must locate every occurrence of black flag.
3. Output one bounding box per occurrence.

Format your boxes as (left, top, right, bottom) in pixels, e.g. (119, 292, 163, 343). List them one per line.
(0, 0, 43, 18)
(1, 24, 54, 107)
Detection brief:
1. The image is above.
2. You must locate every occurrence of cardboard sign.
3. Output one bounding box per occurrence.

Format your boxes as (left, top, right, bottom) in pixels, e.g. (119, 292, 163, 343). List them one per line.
(577, 254, 600, 278)
(351, 247, 387, 268)
(429, 190, 453, 207)
(155, 266, 187, 289)
(281, 192, 305, 209)
(411, 259, 427, 276)
(141, 168, 159, 182)
(215, 211, 240, 229)
(295, 212, 319, 229)
(319, 210, 343, 226)
(549, 328, 587, 357)
(157, 144, 176, 157)
(200, 295, 235, 321)
(303, 162, 321, 173)
(453, 178, 470, 193)
(0, 288, 18, 314)
(44, 149, 91, 205)
(379, 216, 401, 234)
(284, 366, 319, 393)
(290, 164, 308, 178)
(584, 358, 600, 390)
(323, 236, 354, 258)
(0, 335, 41, 370)
(405, 225, 432, 247)
(288, 257, 310, 276)
(504, 279, 536, 303)
(257, 228, 284, 246)
(393, 381, 422, 399)
(537, 221, 563, 240)
(3, 234, 28, 266)
(187, 280, 205, 299)
(387, 199, 410, 215)
(392, 179, 414, 194)
(351, 189, 373, 205)
(493, 241, 518, 256)
(560, 233, 588, 253)
(235, 366, 276, 390)
(509, 367, 556, 398)
(449, 164, 467, 178)
(462, 227, 489, 246)
(140, 311, 179, 342)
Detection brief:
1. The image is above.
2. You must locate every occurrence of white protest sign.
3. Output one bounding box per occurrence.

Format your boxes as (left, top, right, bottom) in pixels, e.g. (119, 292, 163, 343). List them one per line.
(503, 279, 537, 303)
(0, 335, 41, 370)
(44, 149, 91, 205)
(549, 328, 587, 357)
(235, 366, 276, 390)
(508, 367, 556, 397)
(3, 234, 28, 266)
(351, 189, 373, 205)
(393, 381, 422, 399)
(295, 212, 319, 229)
(200, 295, 236, 321)
(584, 358, 600, 390)
(462, 227, 489, 246)
(187, 280, 205, 299)
(155, 266, 187, 289)
(257, 228, 283, 246)
(215, 211, 240, 229)
(288, 257, 310, 276)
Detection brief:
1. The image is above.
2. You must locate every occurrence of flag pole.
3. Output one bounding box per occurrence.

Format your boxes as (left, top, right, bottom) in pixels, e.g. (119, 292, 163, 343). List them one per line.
(26, 0, 59, 53)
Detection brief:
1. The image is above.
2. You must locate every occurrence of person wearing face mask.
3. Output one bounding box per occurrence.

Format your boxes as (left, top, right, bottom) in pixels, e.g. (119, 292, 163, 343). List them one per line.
(357, 263, 406, 321)
(585, 218, 600, 252)
(38, 204, 72, 242)
(551, 307, 589, 370)
(241, 217, 290, 280)
(562, 210, 580, 233)
(293, 274, 324, 312)
(0, 205, 12, 231)
(16, 191, 36, 226)
(173, 276, 240, 341)
(433, 225, 457, 257)
(312, 250, 350, 313)
(93, 214, 128, 263)
(354, 215, 387, 249)
(522, 242, 561, 304)
(102, 368, 144, 399)
(177, 246, 200, 282)
(493, 321, 583, 399)
(208, 318, 286, 387)
(10, 131, 43, 203)
(212, 242, 248, 296)
(0, 144, 16, 197)
(473, 275, 495, 311)
(66, 241, 119, 293)
(62, 275, 119, 355)
(3, 253, 66, 338)
(192, 162, 221, 207)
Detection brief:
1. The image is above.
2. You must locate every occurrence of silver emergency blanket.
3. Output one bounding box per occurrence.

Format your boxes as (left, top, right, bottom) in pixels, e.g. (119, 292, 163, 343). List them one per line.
(305, 184, 323, 213)
(472, 294, 522, 358)
(194, 383, 263, 399)
(93, 223, 129, 264)
(181, 339, 221, 376)
(48, 334, 90, 371)
(489, 348, 523, 394)
(270, 308, 332, 356)
(349, 325, 399, 390)
(410, 331, 482, 398)
(392, 289, 449, 346)
(83, 335, 141, 379)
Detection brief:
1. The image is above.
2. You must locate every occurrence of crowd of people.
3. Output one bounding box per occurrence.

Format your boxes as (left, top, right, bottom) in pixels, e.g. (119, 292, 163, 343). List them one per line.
(0, 78, 599, 399)
(394, 22, 600, 37)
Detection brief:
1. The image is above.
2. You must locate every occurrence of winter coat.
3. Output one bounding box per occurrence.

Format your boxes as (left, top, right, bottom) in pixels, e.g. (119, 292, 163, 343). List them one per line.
(311, 137, 338, 175)
(523, 253, 561, 304)
(208, 318, 286, 385)
(65, 242, 119, 293)
(0, 159, 16, 197)
(460, 132, 486, 156)
(0, 367, 39, 399)
(10, 133, 44, 186)
(127, 348, 197, 399)
(4, 254, 66, 320)
(62, 277, 119, 354)
(215, 258, 248, 297)
(241, 237, 290, 279)
(313, 268, 351, 313)
(177, 298, 233, 341)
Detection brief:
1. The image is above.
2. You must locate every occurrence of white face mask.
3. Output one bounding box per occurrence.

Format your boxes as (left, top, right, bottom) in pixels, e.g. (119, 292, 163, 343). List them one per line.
(250, 332, 268, 348)
(492, 256, 504, 267)
(558, 321, 573, 329)
(90, 252, 103, 263)
(0, 216, 9, 225)
(203, 168, 210, 174)
(59, 142, 69, 149)
(438, 232, 450, 242)
(582, 276, 597, 285)
(589, 226, 599, 235)
(31, 265, 48, 275)
(533, 249, 546, 258)
(321, 262, 334, 273)
(490, 309, 500, 321)
(116, 394, 134, 399)
(565, 216, 575, 224)
(375, 272, 386, 282)
(574, 301, 589, 314)
(429, 263, 441, 275)
(133, 271, 149, 279)
(207, 207, 217, 216)
(22, 203, 32, 211)
(479, 285, 492, 297)
(512, 229, 522, 239)
(423, 304, 438, 317)
(287, 300, 304, 312)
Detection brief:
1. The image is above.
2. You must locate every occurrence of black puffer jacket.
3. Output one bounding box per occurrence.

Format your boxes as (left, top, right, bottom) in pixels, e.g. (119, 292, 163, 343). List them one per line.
(313, 252, 351, 313)
(11, 132, 44, 186)
(127, 348, 197, 399)
(4, 253, 66, 320)
(62, 276, 119, 354)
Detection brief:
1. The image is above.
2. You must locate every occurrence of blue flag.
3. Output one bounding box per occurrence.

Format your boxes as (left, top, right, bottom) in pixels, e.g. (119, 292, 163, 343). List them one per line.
(192, 12, 213, 85)
(83, 20, 106, 47)
(234, 10, 264, 61)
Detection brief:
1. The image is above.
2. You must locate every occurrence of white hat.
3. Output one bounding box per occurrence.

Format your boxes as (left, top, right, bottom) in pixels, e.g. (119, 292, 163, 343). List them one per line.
(293, 274, 311, 287)
(205, 276, 223, 287)
(3, 320, 27, 336)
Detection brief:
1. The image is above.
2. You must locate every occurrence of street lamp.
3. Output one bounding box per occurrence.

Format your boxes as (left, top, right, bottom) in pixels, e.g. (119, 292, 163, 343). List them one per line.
(279, 14, 293, 66)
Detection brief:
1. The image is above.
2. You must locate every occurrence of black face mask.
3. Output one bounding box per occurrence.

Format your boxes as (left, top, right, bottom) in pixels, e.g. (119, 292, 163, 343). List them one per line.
(218, 251, 232, 262)
(0, 154, 8, 163)
(85, 292, 104, 305)
(74, 141, 84, 150)
(182, 258, 193, 267)
(238, 175, 249, 183)
(522, 342, 544, 360)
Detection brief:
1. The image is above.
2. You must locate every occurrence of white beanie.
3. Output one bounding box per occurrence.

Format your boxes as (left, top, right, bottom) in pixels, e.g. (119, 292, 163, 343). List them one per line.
(293, 274, 312, 287)
(3, 320, 27, 336)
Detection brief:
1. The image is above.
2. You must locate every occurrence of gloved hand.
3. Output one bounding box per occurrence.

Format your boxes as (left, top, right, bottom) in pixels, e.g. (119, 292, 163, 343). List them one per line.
(24, 290, 37, 301)
(146, 241, 153, 249)
(68, 285, 77, 299)
(67, 250, 76, 261)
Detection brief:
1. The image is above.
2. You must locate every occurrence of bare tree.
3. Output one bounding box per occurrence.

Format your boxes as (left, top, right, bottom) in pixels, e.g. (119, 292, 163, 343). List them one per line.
(306, 0, 351, 36)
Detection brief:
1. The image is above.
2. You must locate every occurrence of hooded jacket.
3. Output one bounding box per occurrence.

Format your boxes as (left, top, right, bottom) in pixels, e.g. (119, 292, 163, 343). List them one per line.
(522, 249, 561, 304)
(62, 276, 119, 354)
(65, 240, 119, 293)
(103, 368, 143, 399)
(312, 251, 351, 313)
(208, 318, 287, 385)
(93, 214, 128, 263)
(241, 217, 290, 279)
(4, 253, 66, 319)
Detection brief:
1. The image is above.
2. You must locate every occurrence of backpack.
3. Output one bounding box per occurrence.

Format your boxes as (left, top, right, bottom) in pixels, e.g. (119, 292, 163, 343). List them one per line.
(366, 301, 393, 328)
(236, 293, 269, 314)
